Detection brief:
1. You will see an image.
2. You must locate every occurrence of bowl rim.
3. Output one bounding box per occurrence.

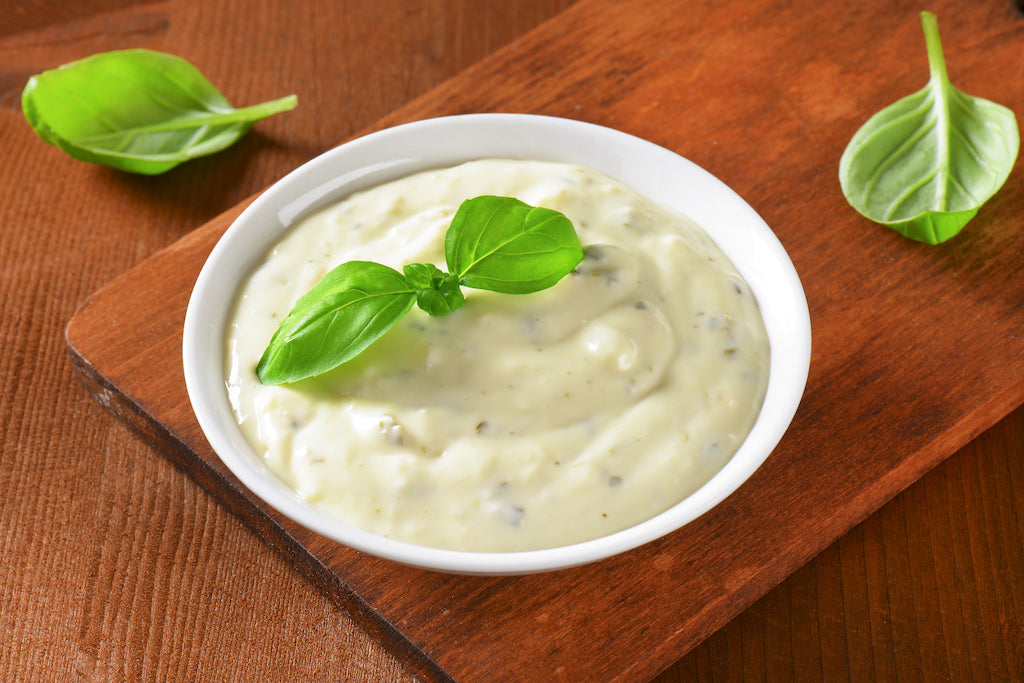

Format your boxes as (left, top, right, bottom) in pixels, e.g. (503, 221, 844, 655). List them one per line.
(182, 113, 812, 575)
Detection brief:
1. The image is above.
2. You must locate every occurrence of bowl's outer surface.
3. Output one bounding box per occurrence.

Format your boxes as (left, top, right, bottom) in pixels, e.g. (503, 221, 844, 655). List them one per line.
(182, 114, 811, 574)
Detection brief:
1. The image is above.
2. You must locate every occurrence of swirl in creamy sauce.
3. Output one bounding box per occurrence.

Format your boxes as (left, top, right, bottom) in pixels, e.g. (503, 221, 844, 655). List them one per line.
(225, 160, 769, 552)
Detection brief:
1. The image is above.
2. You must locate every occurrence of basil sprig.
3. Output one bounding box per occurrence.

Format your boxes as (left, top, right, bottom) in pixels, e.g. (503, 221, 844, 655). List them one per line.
(838, 12, 1019, 244)
(256, 195, 584, 385)
(21, 49, 297, 175)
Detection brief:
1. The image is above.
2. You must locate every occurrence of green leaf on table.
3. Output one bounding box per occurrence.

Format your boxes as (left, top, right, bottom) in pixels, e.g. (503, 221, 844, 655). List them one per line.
(446, 195, 585, 293)
(838, 12, 1019, 244)
(21, 48, 297, 175)
(256, 261, 415, 385)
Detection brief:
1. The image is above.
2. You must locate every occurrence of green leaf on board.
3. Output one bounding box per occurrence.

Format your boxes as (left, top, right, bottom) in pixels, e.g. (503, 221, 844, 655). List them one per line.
(838, 12, 1019, 244)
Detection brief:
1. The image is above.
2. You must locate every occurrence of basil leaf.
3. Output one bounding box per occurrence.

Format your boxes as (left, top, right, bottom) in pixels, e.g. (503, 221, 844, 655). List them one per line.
(21, 49, 297, 175)
(445, 195, 585, 293)
(402, 263, 466, 316)
(256, 261, 414, 385)
(256, 196, 584, 384)
(838, 12, 1019, 244)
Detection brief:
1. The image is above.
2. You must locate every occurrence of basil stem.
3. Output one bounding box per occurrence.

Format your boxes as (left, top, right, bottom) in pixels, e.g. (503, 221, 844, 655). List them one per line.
(838, 12, 1019, 244)
(403, 263, 466, 316)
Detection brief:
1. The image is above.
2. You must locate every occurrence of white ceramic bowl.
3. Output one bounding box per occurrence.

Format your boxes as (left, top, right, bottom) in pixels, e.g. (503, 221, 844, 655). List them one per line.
(183, 113, 811, 575)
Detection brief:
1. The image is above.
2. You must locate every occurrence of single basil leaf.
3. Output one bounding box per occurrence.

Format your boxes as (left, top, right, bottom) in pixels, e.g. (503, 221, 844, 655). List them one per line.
(838, 12, 1019, 244)
(402, 262, 465, 316)
(21, 48, 297, 175)
(256, 261, 414, 385)
(445, 195, 585, 293)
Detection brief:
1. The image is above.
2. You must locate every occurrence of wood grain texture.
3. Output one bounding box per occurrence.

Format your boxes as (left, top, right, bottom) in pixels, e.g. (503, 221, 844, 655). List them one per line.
(3, 0, 1024, 681)
(665, 404, 1024, 681)
(0, 1, 573, 681)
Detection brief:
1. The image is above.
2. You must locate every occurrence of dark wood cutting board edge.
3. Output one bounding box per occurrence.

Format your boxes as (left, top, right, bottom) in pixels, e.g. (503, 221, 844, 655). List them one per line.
(66, 333, 454, 683)
(64, 202, 454, 683)
(63, 0, 1024, 680)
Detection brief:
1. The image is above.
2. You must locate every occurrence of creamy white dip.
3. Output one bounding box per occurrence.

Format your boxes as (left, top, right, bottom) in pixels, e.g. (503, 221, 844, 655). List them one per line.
(225, 159, 769, 552)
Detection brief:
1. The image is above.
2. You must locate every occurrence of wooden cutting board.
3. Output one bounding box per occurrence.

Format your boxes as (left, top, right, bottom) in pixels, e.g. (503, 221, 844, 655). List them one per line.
(65, 0, 1024, 680)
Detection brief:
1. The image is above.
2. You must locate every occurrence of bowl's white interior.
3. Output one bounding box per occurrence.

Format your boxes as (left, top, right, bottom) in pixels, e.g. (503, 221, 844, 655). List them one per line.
(183, 114, 811, 575)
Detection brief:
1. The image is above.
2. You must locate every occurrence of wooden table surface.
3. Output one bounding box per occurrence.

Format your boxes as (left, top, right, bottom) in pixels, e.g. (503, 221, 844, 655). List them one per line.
(3, 1, 1023, 681)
